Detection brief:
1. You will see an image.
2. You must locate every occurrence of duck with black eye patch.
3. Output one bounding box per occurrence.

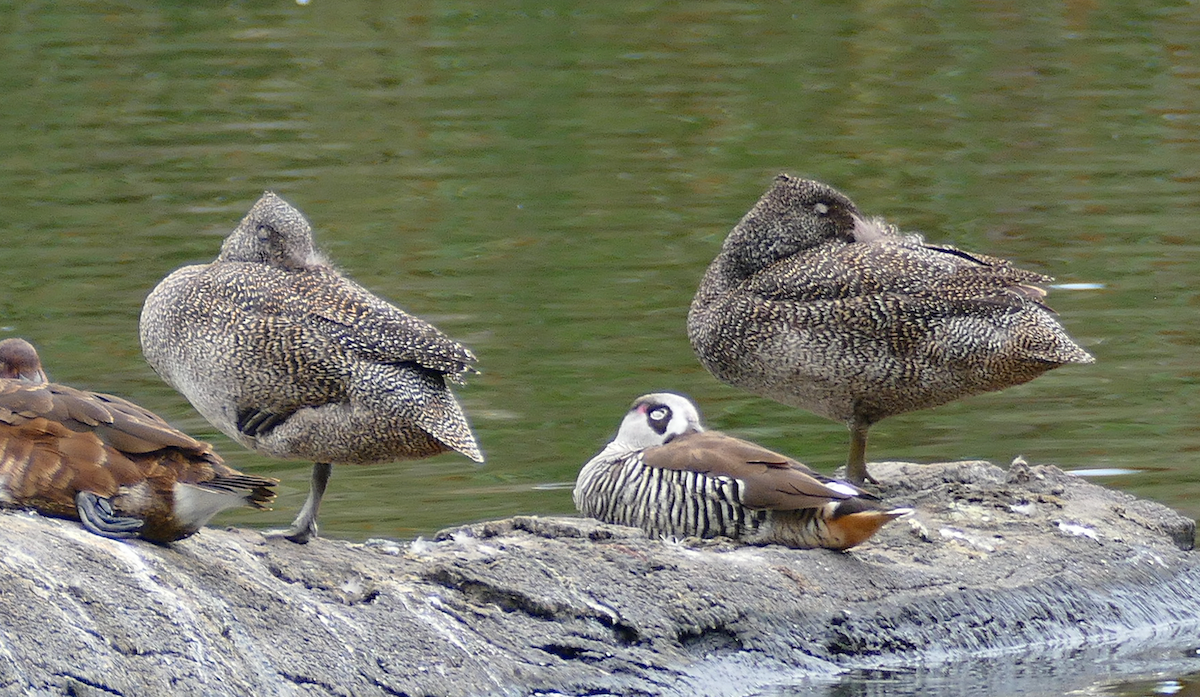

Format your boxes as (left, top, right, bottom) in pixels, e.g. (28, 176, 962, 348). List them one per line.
(573, 392, 910, 551)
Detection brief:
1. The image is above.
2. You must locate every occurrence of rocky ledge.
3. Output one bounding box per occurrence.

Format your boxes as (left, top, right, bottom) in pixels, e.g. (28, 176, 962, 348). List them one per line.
(0, 460, 1196, 697)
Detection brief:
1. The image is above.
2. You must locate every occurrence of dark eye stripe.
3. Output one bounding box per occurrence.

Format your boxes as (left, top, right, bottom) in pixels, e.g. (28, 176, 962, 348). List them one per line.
(647, 405, 672, 435)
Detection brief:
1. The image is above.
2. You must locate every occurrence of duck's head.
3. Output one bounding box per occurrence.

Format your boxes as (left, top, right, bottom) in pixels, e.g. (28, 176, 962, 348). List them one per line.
(718, 175, 864, 279)
(219, 191, 326, 270)
(611, 392, 705, 450)
(0, 338, 48, 384)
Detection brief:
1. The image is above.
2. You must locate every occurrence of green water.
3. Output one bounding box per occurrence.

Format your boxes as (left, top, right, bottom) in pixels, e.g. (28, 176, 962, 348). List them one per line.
(2, 1, 1199, 692)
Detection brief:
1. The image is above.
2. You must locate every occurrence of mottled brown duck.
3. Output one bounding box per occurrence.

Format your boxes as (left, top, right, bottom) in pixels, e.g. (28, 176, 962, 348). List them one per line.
(140, 192, 483, 543)
(0, 338, 277, 543)
(688, 175, 1094, 485)
(573, 392, 910, 550)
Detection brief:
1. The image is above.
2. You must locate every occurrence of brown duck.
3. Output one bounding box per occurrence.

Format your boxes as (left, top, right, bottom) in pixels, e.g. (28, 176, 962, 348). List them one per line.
(139, 192, 483, 543)
(688, 175, 1094, 485)
(0, 338, 277, 543)
(573, 392, 910, 550)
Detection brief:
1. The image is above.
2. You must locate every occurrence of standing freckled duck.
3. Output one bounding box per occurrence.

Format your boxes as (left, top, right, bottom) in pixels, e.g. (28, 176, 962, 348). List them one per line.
(139, 192, 483, 544)
(687, 175, 1094, 486)
(574, 392, 911, 551)
(0, 338, 277, 543)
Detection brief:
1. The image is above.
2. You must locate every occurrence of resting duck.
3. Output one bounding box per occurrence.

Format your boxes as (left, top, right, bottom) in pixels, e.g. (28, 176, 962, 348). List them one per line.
(139, 192, 482, 543)
(688, 175, 1093, 484)
(0, 338, 277, 543)
(574, 392, 910, 550)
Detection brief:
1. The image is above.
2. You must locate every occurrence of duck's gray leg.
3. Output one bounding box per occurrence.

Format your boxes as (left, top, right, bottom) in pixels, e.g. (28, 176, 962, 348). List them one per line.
(846, 417, 876, 486)
(75, 491, 144, 539)
(281, 462, 332, 544)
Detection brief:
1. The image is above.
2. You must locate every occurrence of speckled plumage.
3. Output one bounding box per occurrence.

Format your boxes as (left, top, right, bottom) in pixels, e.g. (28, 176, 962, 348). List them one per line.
(0, 338, 277, 543)
(139, 192, 482, 542)
(574, 393, 910, 550)
(688, 175, 1094, 484)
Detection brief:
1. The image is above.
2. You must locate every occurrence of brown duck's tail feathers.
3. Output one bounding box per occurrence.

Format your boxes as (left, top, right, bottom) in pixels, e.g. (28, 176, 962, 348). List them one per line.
(197, 474, 279, 508)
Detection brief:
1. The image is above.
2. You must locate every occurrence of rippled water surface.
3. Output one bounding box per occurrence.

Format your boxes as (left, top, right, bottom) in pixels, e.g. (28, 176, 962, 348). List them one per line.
(2, 1, 1199, 693)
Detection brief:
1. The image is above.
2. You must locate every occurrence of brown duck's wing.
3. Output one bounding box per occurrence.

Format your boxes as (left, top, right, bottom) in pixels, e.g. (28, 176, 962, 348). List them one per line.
(64, 389, 278, 501)
(0, 379, 225, 486)
(0, 413, 135, 514)
(0, 379, 57, 419)
(35, 383, 209, 455)
(748, 240, 1052, 307)
(641, 431, 864, 510)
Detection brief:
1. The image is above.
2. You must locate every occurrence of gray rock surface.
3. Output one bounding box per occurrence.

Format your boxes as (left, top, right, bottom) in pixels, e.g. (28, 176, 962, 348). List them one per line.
(0, 460, 1196, 696)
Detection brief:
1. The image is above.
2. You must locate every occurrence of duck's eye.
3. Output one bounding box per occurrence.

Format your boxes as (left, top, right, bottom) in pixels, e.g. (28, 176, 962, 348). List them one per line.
(814, 202, 830, 215)
(648, 407, 669, 422)
(255, 223, 273, 241)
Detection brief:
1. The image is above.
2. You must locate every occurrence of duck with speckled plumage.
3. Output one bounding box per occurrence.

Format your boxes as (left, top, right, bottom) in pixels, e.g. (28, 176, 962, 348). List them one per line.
(688, 175, 1093, 485)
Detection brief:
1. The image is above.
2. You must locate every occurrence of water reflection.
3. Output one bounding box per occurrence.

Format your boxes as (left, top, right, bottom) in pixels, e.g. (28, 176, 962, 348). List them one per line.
(752, 632, 1200, 697)
(1071, 467, 1147, 477)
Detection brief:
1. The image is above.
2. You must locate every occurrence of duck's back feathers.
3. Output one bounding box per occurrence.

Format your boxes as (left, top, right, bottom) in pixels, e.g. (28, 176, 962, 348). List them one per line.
(301, 270, 478, 378)
(744, 236, 1053, 311)
(641, 430, 866, 510)
(175, 263, 477, 378)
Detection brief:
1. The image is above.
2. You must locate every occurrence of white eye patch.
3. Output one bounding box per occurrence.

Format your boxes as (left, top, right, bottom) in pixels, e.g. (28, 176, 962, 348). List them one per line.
(814, 202, 830, 215)
(649, 407, 669, 421)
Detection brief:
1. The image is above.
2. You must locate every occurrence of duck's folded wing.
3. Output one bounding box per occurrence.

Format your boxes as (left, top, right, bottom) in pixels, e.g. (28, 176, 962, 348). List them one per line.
(755, 287, 1090, 365)
(747, 241, 1052, 307)
(285, 271, 477, 378)
(194, 264, 476, 380)
(643, 431, 865, 510)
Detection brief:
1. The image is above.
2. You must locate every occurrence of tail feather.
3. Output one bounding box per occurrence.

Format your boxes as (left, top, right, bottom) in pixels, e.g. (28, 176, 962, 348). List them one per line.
(369, 367, 484, 464)
(823, 504, 912, 550)
(409, 386, 484, 464)
(196, 474, 279, 509)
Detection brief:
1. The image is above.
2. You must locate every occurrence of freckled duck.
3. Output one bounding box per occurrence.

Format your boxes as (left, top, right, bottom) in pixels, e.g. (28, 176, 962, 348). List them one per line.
(139, 192, 483, 543)
(687, 175, 1094, 485)
(0, 338, 277, 543)
(574, 392, 910, 550)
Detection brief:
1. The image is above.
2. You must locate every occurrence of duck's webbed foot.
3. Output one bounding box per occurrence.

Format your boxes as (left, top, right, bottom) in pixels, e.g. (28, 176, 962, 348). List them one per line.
(75, 491, 144, 539)
(237, 408, 291, 437)
(264, 519, 319, 545)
